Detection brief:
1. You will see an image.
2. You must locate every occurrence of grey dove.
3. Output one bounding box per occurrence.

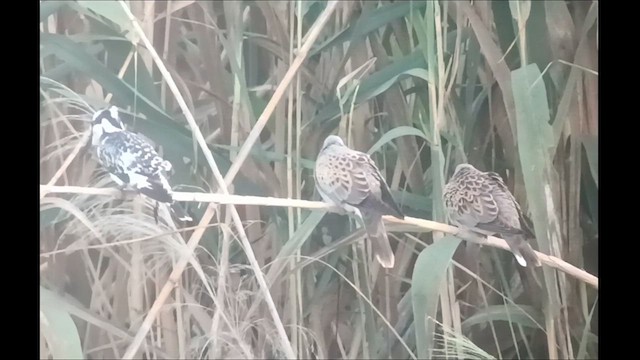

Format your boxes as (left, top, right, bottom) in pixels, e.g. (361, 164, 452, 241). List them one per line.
(443, 163, 541, 267)
(314, 135, 404, 268)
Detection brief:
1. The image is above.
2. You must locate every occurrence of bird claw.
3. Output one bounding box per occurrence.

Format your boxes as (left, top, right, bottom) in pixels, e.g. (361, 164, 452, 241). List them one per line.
(119, 192, 127, 202)
(117, 186, 137, 201)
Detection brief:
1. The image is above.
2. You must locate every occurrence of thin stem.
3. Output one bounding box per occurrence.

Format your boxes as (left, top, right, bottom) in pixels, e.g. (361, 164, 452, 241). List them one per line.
(41, 184, 599, 290)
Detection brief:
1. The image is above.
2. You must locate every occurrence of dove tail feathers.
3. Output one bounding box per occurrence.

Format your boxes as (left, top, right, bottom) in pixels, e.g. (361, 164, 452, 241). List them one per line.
(505, 236, 541, 268)
(362, 212, 395, 268)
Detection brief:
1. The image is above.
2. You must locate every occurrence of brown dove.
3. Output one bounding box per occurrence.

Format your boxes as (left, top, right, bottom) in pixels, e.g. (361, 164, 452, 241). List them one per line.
(443, 163, 541, 267)
(314, 135, 404, 268)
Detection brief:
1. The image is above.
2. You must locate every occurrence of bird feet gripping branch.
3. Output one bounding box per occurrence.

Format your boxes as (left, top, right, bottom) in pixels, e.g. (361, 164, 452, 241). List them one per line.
(116, 184, 138, 202)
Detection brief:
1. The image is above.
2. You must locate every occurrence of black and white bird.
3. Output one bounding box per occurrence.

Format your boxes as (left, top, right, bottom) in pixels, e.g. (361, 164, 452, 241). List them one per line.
(90, 106, 192, 222)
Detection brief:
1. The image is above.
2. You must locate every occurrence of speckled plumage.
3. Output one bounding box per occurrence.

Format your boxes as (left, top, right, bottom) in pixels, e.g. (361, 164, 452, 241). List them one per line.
(443, 164, 540, 267)
(314, 135, 404, 268)
(90, 106, 191, 222)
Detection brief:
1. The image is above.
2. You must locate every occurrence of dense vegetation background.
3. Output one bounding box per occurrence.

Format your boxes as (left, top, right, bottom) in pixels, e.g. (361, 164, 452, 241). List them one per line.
(40, 1, 598, 359)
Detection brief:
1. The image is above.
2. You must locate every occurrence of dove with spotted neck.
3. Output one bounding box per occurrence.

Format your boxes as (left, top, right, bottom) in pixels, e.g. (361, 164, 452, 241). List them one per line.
(314, 135, 404, 268)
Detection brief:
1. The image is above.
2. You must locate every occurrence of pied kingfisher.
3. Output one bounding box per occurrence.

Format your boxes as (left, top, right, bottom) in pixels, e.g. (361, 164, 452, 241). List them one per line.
(90, 106, 192, 222)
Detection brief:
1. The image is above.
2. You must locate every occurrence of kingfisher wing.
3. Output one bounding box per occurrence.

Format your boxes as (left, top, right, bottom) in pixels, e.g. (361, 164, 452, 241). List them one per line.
(115, 132, 172, 176)
(97, 131, 174, 203)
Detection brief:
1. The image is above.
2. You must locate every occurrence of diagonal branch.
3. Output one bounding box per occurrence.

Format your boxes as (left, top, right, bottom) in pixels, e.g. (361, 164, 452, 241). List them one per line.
(108, 2, 341, 358)
(40, 184, 599, 290)
(116, 2, 296, 358)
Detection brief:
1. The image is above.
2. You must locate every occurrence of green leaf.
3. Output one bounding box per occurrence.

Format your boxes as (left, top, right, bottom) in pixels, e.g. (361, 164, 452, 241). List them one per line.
(367, 126, 429, 155)
(310, 1, 427, 56)
(512, 63, 554, 240)
(77, 1, 133, 35)
(40, 33, 172, 123)
(101, 41, 162, 110)
(300, 1, 319, 18)
(512, 63, 562, 303)
(412, 236, 462, 359)
(273, 211, 325, 268)
(314, 50, 427, 127)
(462, 305, 544, 332)
(40, 287, 84, 359)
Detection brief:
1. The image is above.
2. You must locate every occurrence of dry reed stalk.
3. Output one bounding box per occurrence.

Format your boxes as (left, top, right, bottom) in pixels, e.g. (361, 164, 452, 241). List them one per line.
(41, 184, 598, 289)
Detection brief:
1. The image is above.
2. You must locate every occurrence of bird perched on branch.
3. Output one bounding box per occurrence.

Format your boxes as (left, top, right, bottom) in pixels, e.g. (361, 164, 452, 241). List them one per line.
(89, 106, 192, 223)
(443, 163, 541, 267)
(314, 135, 404, 268)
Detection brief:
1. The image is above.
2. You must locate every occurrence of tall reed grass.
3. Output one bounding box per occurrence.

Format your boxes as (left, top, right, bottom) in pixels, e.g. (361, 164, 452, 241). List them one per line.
(40, 1, 598, 358)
